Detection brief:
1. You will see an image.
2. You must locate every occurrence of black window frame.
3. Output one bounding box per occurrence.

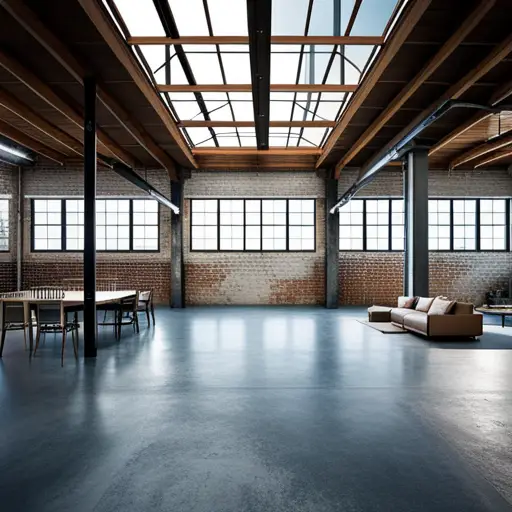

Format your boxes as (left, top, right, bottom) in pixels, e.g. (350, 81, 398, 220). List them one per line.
(189, 198, 317, 253)
(30, 198, 160, 253)
(0, 198, 9, 252)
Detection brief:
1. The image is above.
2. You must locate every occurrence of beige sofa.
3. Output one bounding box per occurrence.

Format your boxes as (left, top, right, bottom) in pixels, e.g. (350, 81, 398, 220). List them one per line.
(391, 301, 483, 338)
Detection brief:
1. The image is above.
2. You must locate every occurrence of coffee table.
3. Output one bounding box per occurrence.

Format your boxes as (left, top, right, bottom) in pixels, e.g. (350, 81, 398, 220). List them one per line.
(475, 306, 512, 328)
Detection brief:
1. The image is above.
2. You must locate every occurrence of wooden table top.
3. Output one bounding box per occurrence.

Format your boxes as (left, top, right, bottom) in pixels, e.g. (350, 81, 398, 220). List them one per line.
(475, 306, 512, 315)
(0, 290, 136, 305)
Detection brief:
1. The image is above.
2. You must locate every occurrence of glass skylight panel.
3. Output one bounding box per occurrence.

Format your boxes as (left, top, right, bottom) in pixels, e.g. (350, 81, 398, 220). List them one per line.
(221, 52, 251, 84)
(165, 97, 201, 122)
(168, 0, 209, 35)
(231, 100, 255, 121)
(209, 0, 248, 36)
(204, 101, 234, 121)
(344, 46, 374, 84)
(239, 130, 257, 147)
(187, 53, 224, 84)
(299, 128, 328, 146)
(351, 0, 400, 36)
(309, 0, 341, 35)
(271, 46, 300, 84)
(112, 0, 165, 36)
(272, 0, 310, 34)
(185, 127, 217, 147)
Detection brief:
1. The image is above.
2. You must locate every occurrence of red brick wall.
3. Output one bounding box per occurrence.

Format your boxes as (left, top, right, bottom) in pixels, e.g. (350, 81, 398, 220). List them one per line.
(0, 262, 16, 293)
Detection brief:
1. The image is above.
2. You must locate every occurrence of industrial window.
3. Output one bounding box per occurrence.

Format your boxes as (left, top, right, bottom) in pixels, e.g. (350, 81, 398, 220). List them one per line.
(32, 198, 159, 252)
(480, 199, 506, 250)
(0, 199, 9, 251)
(339, 198, 404, 251)
(33, 199, 62, 251)
(190, 198, 316, 252)
(453, 200, 476, 250)
(428, 199, 451, 250)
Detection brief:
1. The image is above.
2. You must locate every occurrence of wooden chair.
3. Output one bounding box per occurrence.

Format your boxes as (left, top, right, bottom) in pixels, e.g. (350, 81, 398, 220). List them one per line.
(0, 301, 29, 357)
(33, 302, 79, 366)
(116, 292, 140, 339)
(137, 290, 155, 326)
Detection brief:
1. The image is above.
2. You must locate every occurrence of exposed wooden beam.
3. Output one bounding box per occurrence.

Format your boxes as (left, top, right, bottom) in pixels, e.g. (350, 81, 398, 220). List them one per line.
(0, 48, 137, 168)
(192, 147, 322, 156)
(158, 84, 358, 93)
(361, 32, 512, 174)
(332, 0, 495, 177)
(474, 148, 512, 168)
(429, 79, 512, 156)
(317, 0, 432, 169)
(77, 0, 197, 171)
(345, 0, 363, 36)
(128, 35, 384, 46)
(0, 86, 83, 156)
(2, 0, 184, 178)
(450, 132, 512, 169)
(0, 119, 66, 164)
(178, 120, 336, 128)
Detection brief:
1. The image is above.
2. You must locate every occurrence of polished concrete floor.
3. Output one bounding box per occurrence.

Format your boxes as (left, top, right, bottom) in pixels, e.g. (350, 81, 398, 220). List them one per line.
(1, 306, 512, 512)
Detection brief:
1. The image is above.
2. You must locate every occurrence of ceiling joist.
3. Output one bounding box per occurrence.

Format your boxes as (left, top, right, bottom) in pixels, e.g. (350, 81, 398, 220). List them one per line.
(332, 0, 495, 178)
(450, 132, 512, 169)
(474, 148, 512, 168)
(316, 0, 433, 170)
(127, 35, 384, 46)
(158, 84, 358, 93)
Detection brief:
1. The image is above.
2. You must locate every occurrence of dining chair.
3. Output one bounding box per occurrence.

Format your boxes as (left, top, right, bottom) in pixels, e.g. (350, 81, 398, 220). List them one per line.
(33, 302, 79, 366)
(137, 290, 155, 326)
(116, 292, 140, 339)
(0, 301, 29, 357)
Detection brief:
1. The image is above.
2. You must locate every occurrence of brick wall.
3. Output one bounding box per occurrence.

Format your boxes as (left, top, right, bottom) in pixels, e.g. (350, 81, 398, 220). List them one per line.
(338, 168, 512, 305)
(184, 171, 325, 305)
(0, 164, 17, 292)
(21, 164, 172, 303)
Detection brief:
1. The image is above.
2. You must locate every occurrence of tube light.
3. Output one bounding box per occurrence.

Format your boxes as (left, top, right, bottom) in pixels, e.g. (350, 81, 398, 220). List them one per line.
(0, 142, 33, 161)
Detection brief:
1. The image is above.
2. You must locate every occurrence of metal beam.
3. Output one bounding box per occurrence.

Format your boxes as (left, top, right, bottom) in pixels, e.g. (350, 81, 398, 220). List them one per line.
(404, 148, 429, 297)
(333, 0, 496, 177)
(317, 0, 433, 169)
(325, 178, 339, 308)
(178, 120, 336, 128)
(192, 147, 322, 156)
(83, 76, 97, 358)
(128, 35, 384, 45)
(170, 178, 184, 308)
(158, 84, 357, 93)
(247, 0, 271, 149)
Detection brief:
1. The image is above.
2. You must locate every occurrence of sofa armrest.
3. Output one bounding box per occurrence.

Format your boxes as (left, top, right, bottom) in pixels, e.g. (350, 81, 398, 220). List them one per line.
(428, 314, 483, 337)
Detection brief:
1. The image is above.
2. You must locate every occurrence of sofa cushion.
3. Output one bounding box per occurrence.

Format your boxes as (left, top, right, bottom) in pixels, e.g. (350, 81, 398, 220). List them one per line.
(390, 308, 415, 325)
(451, 302, 474, 315)
(415, 297, 435, 313)
(428, 296, 455, 315)
(397, 296, 416, 309)
(403, 312, 428, 333)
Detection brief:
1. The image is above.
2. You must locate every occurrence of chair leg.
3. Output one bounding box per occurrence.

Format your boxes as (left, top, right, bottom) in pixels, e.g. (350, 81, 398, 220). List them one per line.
(61, 328, 67, 367)
(146, 307, 150, 326)
(23, 327, 27, 351)
(151, 304, 155, 326)
(0, 328, 6, 358)
(71, 328, 78, 360)
(34, 327, 41, 356)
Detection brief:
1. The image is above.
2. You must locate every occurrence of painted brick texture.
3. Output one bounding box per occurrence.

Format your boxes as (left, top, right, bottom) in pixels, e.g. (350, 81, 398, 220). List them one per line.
(184, 171, 325, 305)
(0, 165, 17, 292)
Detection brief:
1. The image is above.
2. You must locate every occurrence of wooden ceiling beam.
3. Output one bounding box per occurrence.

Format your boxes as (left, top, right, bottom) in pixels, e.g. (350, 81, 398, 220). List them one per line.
(158, 84, 358, 93)
(178, 120, 336, 128)
(1, 0, 184, 178)
(429, 78, 512, 156)
(474, 148, 512, 168)
(77, 0, 197, 171)
(192, 147, 322, 156)
(361, 32, 512, 174)
(0, 48, 137, 168)
(128, 35, 384, 46)
(450, 132, 512, 169)
(317, 0, 432, 169)
(332, 0, 495, 177)
(0, 86, 83, 156)
(0, 119, 66, 164)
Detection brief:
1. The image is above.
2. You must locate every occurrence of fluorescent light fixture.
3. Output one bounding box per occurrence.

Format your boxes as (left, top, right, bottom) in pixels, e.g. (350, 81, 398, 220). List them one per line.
(149, 189, 180, 214)
(0, 142, 32, 161)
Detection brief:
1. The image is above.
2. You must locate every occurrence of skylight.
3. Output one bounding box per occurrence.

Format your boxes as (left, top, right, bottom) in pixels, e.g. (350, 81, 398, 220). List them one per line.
(103, 0, 403, 149)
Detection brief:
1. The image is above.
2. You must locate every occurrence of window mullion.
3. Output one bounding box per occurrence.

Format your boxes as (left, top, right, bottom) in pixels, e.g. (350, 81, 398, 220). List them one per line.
(363, 199, 367, 252)
(450, 199, 454, 251)
(129, 199, 134, 251)
(388, 199, 392, 251)
(217, 199, 220, 251)
(61, 199, 66, 252)
(476, 199, 481, 251)
(286, 199, 289, 252)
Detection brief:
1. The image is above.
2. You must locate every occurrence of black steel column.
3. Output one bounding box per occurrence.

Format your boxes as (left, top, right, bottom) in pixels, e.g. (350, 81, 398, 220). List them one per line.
(404, 148, 429, 297)
(170, 177, 184, 308)
(325, 178, 340, 308)
(83, 76, 97, 357)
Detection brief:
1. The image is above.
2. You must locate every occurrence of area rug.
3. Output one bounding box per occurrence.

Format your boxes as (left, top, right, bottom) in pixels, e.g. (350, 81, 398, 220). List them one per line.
(357, 320, 407, 334)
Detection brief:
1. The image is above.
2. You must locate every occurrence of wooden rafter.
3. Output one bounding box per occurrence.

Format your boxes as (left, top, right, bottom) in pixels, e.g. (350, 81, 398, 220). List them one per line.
(450, 132, 512, 169)
(332, 0, 495, 177)
(361, 32, 512, 174)
(178, 120, 336, 128)
(429, 79, 512, 156)
(0, 48, 137, 168)
(158, 84, 358, 93)
(192, 147, 322, 156)
(0, 119, 66, 164)
(1, 0, 187, 178)
(0, 86, 83, 156)
(77, 0, 197, 171)
(316, 0, 432, 169)
(128, 35, 384, 46)
(474, 148, 512, 168)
